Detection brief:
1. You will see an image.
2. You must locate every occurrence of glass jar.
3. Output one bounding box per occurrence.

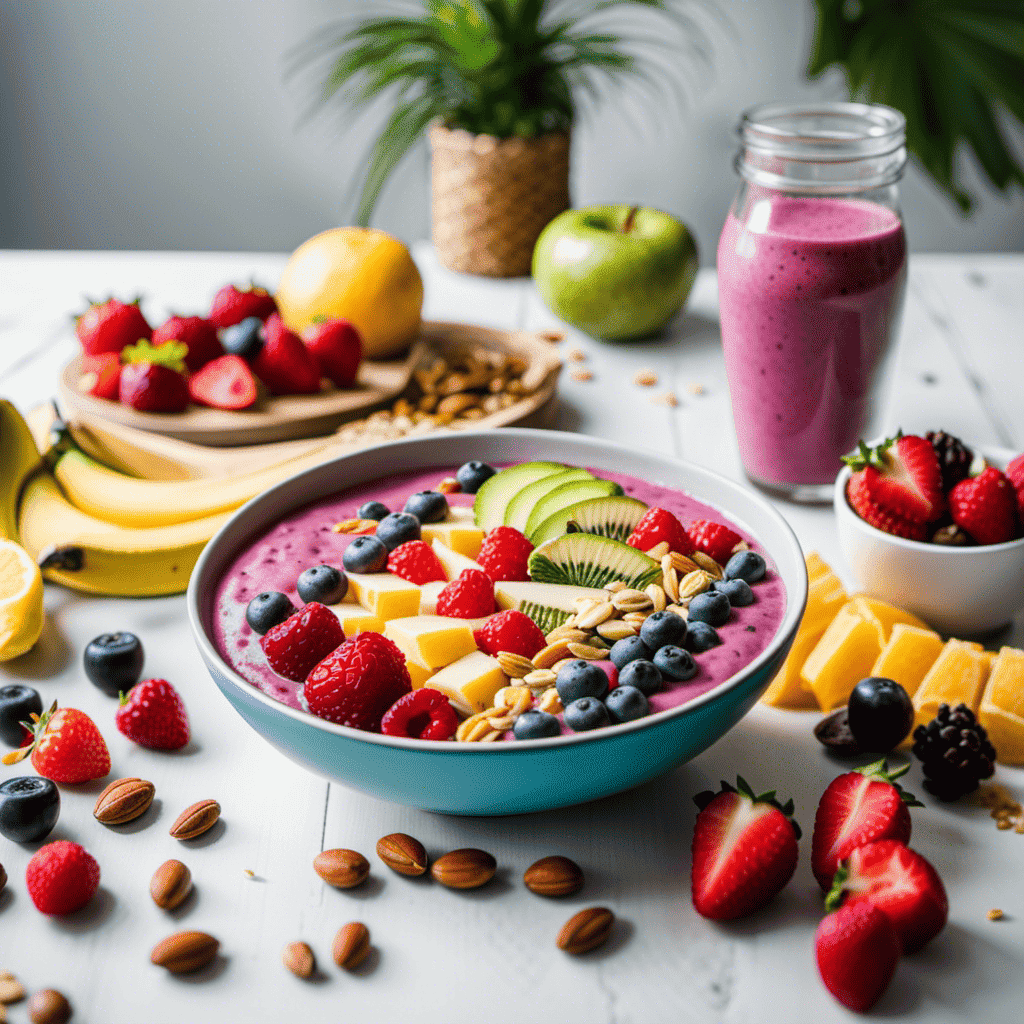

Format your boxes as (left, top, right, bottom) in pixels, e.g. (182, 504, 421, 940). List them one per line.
(717, 102, 908, 503)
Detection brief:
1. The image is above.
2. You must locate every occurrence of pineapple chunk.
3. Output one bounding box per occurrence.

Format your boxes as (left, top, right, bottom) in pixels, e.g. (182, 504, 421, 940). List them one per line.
(911, 639, 992, 731)
(421, 521, 485, 559)
(851, 596, 930, 644)
(329, 603, 385, 637)
(404, 652, 433, 689)
(424, 651, 507, 716)
(431, 539, 485, 580)
(384, 615, 478, 669)
(346, 571, 421, 621)
(978, 647, 1024, 765)
(419, 580, 446, 615)
(447, 505, 476, 524)
(870, 624, 943, 698)
(800, 605, 882, 711)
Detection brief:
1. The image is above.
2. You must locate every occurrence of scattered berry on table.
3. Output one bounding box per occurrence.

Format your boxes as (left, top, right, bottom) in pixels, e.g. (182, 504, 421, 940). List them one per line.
(375, 512, 421, 552)
(253, 314, 321, 395)
(435, 569, 495, 619)
(0, 683, 43, 746)
(78, 352, 122, 399)
(304, 632, 412, 731)
(357, 500, 390, 522)
(456, 460, 496, 494)
(609, 635, 652, 670)
(626, 507, 693, 555)
(684, 621, 721, 654)
(12, 704, 111, 785)
(653, 645, 697, 681)
(476, 525, 534, 582)
(911, 702, 996, 801)
(723, 550, 766, 584)
(688, 520, 743, 564)
(563, 696, 610, 732)
(687, 591, 730, 627)
(153, 314, 223, 371)
(209, 282, 276, 329)
(302, 317, 362, 388)
(842, 434, 946, 523)
(640, 609, 688, 651)
(472, 610, 546, 659)
(605, 685, 649, 723)
(846, 470, 928, 540)
(513, 709, 561, 740)
(26, 840, 100, 916)
(75, 297, 151, 356)
(617, 659, 663, 696)
(84, 632, 145, 697)
(380, 688, 457, 741)
(343, 535, 389, 574)
(187, 354, 258, 410)
(949, 466, 1020, 545)
(118, 339, 190, 413)
(0, 776, 60, 843)
(712, 578, 754, 607)
(555, 660, 609, 704)
(260, 602, 345, 682)
(220, 315, 265, 360)
(115, 678, 190, 751)
(847, 677, 914, 753)
(297, 564, 348, 605)
(403, 490, 448, 524)
(245, 591, 296, 635)
(926, 430, 974, 492)
(387, 540, 446, 585)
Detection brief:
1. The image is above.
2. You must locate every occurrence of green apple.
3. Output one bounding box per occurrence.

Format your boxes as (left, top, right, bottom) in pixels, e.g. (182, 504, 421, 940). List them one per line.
(532, 205, 699, 341)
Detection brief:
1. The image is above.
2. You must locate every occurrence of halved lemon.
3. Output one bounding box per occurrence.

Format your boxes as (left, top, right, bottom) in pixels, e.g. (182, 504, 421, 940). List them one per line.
(0, 538, 44, 661)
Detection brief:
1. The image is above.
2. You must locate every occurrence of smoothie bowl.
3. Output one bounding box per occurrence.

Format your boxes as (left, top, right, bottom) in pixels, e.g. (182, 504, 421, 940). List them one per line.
(187, 429, 807, 815)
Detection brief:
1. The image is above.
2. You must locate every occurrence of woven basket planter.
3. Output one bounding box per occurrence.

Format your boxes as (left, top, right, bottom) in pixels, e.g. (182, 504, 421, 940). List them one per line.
(429, 123, 571, 278)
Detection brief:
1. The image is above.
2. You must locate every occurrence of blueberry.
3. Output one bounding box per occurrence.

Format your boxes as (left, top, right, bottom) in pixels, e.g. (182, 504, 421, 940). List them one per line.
(0, 776, 60, 843)
(724, 550, 766, 584)
(376, 512, 421, 552)
(555, 660, 609, 703)
(609, 635, 652, 670)
(513, 709, 561, 740)
(653, 645, 697, 682)
(617, 659, 663, 696)
(245, 591, 295, 635)
(847, 676, 914, 753)
(0, 684, 43, 747)
(296, 565, 348, 605)
(712, 578, 754, 607)
(456, 461, 496, 494)
(403, 490, 448, 524)
(605, 685, 650, 724)
(687, 591, 731, 627)
(684, 621, 722, 654)
(220, 316, 264, 359)
(563, 696, 610, 732)
(640, 610, 688, 652)
(357, 500, 390, 522)
(83, 632, 145, 697)
(343, 535, 389, 574)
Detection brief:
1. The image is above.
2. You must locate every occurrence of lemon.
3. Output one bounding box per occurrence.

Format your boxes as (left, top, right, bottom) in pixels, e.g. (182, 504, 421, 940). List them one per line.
(0, 539, 44, 661)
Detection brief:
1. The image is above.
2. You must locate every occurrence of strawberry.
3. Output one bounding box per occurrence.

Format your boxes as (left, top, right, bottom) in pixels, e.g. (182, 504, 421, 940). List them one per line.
(380, 688, 458, 741)
(846, 470, 928, 541)
(75, 297, 151, 356)
(209, 282, 276, 329)
(1, 702, 111, 784)
(115, 678, 190, 750)
(304, 632, 412, 731)
(842, 434, 945, 523)
(78, 352, 121, 399)
(435, 568, 496, 619)
(26, 840, 100, 916)
(688, 519, 742, 564)
(152, 314, 223, 371)
(253, 315, 321, 395)
(187, 354, 258, 410)
(118, 339, 190, 413)
(476, 526, 533, 582)
(826, 840, 948, 953)
(815, 900, 901, 1013)
(690, 777, 801, 920)
(626, 507, 694, 554)
(473, 609, 546, 659)
(949, 466, 1020, 545)
(811, 758, 921, 890)
(1006, 453, 1024, 520)
(260, 602, 345, 682)
(386, 540, 446, 585)
(302, 318, 362, 388)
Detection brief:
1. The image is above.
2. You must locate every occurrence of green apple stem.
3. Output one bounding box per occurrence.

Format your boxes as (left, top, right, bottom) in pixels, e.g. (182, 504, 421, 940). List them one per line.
(621, 206, 639, 233)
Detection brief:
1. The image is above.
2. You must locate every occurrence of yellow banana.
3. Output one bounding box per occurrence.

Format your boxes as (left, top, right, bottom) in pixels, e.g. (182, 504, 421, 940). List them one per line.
(0, 400, 44, 542)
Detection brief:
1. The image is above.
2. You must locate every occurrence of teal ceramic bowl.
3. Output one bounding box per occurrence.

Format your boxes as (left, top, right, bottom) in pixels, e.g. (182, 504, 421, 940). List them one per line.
(187, 429, 807, 816)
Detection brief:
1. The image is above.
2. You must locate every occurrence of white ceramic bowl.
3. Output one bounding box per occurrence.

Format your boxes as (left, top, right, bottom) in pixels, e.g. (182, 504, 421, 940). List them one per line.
(834, 446, 1024, 635)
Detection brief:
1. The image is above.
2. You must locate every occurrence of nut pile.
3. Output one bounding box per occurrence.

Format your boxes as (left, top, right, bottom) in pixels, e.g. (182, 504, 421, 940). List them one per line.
(978, 783, 1024, 833)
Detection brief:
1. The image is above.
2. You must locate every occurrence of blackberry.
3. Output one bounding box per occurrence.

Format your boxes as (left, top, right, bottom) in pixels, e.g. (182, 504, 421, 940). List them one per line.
(926, 430, 973, 492)
(912, 702, 996, 801)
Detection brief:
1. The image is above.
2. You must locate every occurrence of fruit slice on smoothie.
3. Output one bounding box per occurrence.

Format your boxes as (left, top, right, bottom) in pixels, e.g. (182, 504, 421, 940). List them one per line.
(528, 534, 660, 590)
(384, 616, 478, 670)
(524, 480, 624, 540)
(474, 462, 565, 532)
(979, 647, 1024, 764)
(503, 469, 594, 532)
(419, 521, 485, 559)
(424, 651, 507, 716)
(494, 580, 609, 633)
(431, 539, 485, 580)
(346, 572, 421, 621)
(530, 495, 649, 546)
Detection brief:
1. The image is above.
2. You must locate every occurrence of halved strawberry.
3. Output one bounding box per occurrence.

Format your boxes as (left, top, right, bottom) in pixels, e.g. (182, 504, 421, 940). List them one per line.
(690, 777, 800, 920)
(846, 470, 928, 541)
(843, 434, 945, 523)
(188, 354, 258, 410)
(78, 352, 121, 400)
(1007, 453, 1024, 520)
(815, 900, 900, 1013)
(253, 315, 321, 396)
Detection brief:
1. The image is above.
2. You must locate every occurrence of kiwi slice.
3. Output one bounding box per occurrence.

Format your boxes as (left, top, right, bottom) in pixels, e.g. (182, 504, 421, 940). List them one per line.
(530, 495, 649, 545)
(528, 533, 661, 590)
(523, 479, 624, 539)
(503, 468, 594, 532)
(493, 580, 609, 633)
(473, 461, 564, 532)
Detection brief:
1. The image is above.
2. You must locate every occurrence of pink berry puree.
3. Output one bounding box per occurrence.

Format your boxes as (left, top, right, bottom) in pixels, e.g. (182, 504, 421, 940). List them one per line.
(717, 195, 907, 486)
(211, 466, 787, 731)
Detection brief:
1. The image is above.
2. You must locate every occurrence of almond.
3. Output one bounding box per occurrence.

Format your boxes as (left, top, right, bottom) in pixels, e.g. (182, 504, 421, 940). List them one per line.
(314, 848, 370, 889)
(150, 859, 192, 910)
(430, 848, 496, 890)
(93, 777, 155, 825)
(0, 972, 25, 1004)
(150, 930, 220, 973)
(557, 907, 614, 954)
(332, 922, 370, 970)
(282, 941, 315, 979)
(26, 989, 71, 1024)
(376, 833, 427, 877)
(524, 855, 584, 897)
(169, 799, 220, 840)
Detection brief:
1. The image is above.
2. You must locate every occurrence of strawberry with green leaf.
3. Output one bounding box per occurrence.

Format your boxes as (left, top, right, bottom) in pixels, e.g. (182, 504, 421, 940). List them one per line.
(118, 339, 190, 413)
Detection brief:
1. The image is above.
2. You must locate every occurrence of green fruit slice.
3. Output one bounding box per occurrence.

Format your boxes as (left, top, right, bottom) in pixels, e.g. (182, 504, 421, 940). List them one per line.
(493, 581, 609, 634)
(473, 462, 564, 532)
(528, 534, 661, 590)
(524, 479, 624, 540)
(530, 495, 649, 545)
(503, 468, 594, 532)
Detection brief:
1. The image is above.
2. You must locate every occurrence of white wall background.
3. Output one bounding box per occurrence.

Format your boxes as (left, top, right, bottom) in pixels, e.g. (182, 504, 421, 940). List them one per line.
(1, 0, 1022, 261)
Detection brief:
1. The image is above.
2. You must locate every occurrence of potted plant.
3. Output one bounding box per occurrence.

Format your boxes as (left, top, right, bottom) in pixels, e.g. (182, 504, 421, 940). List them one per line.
(293, 1, 710, 277)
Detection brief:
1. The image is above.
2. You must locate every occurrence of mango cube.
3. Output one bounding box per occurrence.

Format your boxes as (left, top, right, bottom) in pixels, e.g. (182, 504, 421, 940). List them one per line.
(979, 647, 1024, 765)
(431, 539, 485, 581)
(384, 615, 478, 670)
(800, 605, 882, 711)
(418, 580, 446, 615)
(404, 653, 433, 689)
(870, 624, 944, 698)
(851, 596, 930, 644)
(420, 521, 485, 559)
(346, 572, 421, 621)
(912, 639, 992, 731)
(329, 603, 385, 637)
(424, 651, 507, 716)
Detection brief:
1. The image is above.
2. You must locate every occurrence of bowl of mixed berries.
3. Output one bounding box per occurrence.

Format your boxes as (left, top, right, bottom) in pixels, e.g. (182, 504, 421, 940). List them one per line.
(835, 430, 1024, 635)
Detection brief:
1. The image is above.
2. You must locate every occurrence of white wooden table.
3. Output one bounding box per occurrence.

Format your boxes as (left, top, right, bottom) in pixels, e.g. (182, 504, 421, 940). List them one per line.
(1, 246, 1022, 1024)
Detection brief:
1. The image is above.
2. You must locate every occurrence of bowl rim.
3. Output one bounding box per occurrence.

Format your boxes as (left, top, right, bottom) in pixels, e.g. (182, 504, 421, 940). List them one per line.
(187, 428, 808, 753)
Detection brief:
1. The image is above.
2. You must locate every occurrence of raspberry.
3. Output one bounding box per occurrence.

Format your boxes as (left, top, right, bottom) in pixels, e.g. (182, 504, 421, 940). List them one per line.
(846, 472, 928, 541)
(435, 569, 496, 619)
(476, 526, 534, 582)
(386, 540, 446, 585)
(688, 519, 744, 564)
(473, 610, 546, 658)
(26, 840, 100, 916)
(304, 632, 412, 731)
(380, 688, 458, 741)
(626, 507, 694, 554)
(260, 602, 345, 682)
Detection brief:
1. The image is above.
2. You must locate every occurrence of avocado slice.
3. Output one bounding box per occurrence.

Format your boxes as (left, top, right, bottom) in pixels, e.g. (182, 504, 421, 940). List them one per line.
(473, 462, 564, 532)
(530, 495, 649, 545)
(503, 468, 594, 532)
(524, 479, 623, 540)
(528, 533, 661, 590)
